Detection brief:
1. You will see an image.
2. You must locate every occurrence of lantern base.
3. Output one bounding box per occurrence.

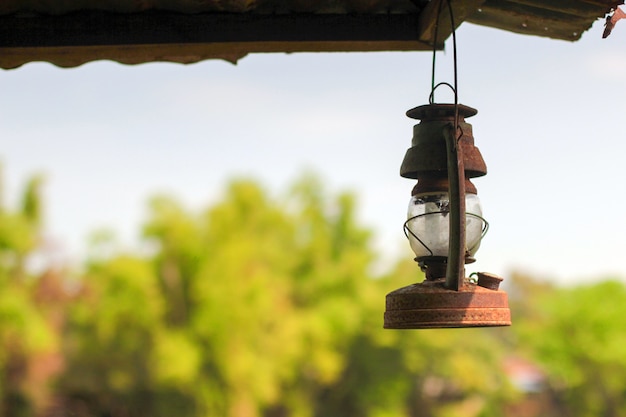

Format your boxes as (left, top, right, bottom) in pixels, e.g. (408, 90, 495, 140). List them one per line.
(384, 278, 511, 329)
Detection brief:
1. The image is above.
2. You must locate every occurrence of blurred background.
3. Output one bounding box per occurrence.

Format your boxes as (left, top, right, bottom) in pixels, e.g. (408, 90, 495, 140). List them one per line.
(1, 13, 626, 417)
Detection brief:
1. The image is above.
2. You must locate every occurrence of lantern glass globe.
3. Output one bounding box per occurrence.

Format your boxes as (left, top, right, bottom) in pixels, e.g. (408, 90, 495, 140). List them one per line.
(406, 192, 484, 260)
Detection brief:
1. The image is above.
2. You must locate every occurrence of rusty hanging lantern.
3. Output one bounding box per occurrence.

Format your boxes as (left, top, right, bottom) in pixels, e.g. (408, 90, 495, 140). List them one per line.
(383, 0, 511, 329)
(383, 103, 511, 329)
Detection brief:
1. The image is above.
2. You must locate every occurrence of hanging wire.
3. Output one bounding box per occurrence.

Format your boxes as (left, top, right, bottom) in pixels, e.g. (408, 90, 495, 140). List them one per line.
(447, 0, 460, 145)
(429, 0, 461, 145)
(430, 0, 444, 96)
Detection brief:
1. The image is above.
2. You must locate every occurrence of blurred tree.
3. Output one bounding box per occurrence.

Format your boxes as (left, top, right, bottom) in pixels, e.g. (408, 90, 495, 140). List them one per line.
(174, 176, 378, 417)
(20, 175, 44, 227)
(0, 174, 43, 279)
(514, 278, 626, 417)
(59, 254, 167, 416)
(60, 174, 519, 417)
(0, 173, 57, 417)
(11, 170, 612, 417)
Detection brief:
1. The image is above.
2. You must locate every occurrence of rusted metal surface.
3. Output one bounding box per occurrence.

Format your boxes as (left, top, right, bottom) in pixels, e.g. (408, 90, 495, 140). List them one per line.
(400, 104, 487, 180)
(443, 121, 466, 291)
(411, 178, 478, 195)
(476, 271, 504, 290)
(389, 102, 511, 328)
(384, 278, 511, 328)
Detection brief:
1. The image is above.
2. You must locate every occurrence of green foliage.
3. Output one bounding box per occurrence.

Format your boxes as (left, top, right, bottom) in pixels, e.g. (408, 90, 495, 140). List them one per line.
(0, 175, 43, 272)
(20, 175, 44, 226)
(4, 171, 626, 417)
(0, 212, 37, 258)
(0, 173, 57, 417)
(514, 278, 626, 417)
(59, 255, 163, 415)
(58, 175, 387, 417)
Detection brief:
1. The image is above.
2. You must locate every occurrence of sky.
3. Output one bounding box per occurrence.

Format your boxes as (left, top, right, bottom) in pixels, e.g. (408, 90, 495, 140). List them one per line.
(1, 17, 626, 285)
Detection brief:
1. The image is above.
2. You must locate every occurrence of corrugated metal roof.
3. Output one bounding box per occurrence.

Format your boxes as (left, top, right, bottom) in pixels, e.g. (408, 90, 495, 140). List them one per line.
(467, 0, 621, 40)
(0, 0, 622, 69)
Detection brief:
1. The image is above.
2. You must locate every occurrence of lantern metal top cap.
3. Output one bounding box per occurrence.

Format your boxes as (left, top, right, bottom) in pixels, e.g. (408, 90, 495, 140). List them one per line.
(406, 103, 477, 121)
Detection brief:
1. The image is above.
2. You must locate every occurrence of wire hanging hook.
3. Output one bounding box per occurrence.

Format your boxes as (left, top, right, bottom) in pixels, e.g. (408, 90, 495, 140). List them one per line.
(429, 0, 459, 103)
(428, 82, 455, 104)
(429, 0, 462, 146)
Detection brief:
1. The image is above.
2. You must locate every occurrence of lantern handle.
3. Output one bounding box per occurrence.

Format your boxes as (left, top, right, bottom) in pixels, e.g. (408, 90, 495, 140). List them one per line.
(443, 123, 465, 290)
(428, 82, 456, 104)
